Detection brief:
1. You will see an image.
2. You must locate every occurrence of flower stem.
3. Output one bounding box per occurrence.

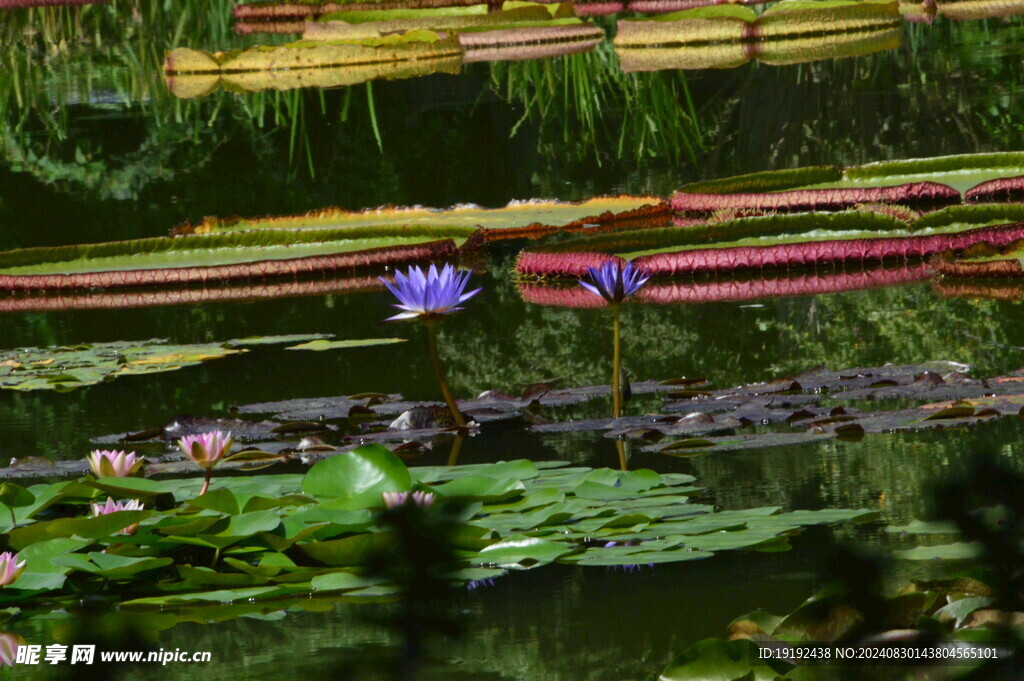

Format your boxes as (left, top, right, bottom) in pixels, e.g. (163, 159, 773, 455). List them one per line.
(612, 304, 622, 419)
(615, 440, 628, 471)
(446, 435, 465, 466)
(200, 469, 212, 496)
(426, 323, 465, 427)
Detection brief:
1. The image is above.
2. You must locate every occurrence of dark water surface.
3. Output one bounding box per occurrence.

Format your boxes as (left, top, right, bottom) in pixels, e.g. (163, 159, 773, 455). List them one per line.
(3, 3, 1024, 679)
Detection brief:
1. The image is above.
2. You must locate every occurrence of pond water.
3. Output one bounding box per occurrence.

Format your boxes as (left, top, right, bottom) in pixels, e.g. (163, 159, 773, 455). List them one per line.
(2, 2, 1024, 679)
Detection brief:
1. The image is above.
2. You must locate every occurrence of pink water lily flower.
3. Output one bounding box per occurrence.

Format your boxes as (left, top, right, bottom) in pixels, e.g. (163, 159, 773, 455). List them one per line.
(0, 552, 26, 588)
(91, 498, 144, 535)
(178, 430, 233, 495)
(382, 491, 436, 509)
(86, 449, 143, 478)
(178, 431, 233, 470)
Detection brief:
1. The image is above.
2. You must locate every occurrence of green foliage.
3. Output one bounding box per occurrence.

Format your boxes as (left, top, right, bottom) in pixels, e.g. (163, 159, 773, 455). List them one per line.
(0, 335, 337, 392)
(0, 448, 873, 614)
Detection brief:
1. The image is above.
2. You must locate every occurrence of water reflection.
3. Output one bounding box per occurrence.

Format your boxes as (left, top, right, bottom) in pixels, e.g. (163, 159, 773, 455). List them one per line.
(618, 27, 902, 71)
(3, 4, 1024, 681)
(519, 263, 933, 307)
(3, 3, 1023, 201)
(1, 547, 830, 681)
(165, 57, 464, 97)
(0, 275, 386, 313)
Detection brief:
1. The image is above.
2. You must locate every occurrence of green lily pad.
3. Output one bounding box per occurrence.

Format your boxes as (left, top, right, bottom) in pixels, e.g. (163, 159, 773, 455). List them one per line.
(302, 444, 412, 500)
(471, 535, 573, 567)
(52, 552, 173, 580)
(285, 338, 408, 351)
(894, 542, 985, 561)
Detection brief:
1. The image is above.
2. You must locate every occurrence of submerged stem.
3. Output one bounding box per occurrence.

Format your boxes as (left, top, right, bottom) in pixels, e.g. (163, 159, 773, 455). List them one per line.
(446, 435, 465, 467)
(612, 304, 622, 418)
(426, 324, 466, 427)
(615, 440, 628, 472)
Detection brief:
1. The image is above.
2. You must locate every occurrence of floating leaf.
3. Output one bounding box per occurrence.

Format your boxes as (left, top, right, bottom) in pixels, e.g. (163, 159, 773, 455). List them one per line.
(164, 31, 464, 75)
(227, 334, 333, 346)
(52, 552, 173, 580)
(285, 338, 408, 351)
(894, 542, 985, 561)
(186, 197, 668, 242)
(310, 571, 385, 592)
(472, 535, 573, 567)
(301, 444, 412, 500)
(0, 482, 35, 509)
(0, 227, 465, 291)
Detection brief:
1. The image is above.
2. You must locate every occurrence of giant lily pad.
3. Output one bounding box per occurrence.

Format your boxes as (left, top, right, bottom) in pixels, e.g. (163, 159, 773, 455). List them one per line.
(306, 3, 582, 40)
(184, 196, 670, 242)
(933, 237, 1024, 278)
(518, 263, 931, 308)
(676, 153, 1024, 200)
(614, 1, 900, 48)
(166, 57, 463, 97)
(0, 226, 466, 291)
(618, 25, 900, 72)
(234, 0, 499, 23)
(163, 31, 464, 75)
(517, 218, 1024, 277)
(839, 151, 1024, 195)
(936, 0, 1024, 20)
(0, 275, 385, 314)
(671, 181, 960, 215)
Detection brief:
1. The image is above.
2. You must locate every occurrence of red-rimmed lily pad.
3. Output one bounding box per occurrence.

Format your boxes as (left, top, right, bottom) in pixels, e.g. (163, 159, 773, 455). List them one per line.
(163, 31, 464, 75)
(0, 226, 465, 292)
(618, 26, 900, 72)
(517, 221, 1024, 278)
(184, 196, 670, 242)
(614, 1, 901, 48)
(518, 263, 931, 308)
(0, 275, 385, 314)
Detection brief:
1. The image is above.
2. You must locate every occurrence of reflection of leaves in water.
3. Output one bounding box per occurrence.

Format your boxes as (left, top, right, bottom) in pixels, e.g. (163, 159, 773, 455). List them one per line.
(489, 40, 705, 166)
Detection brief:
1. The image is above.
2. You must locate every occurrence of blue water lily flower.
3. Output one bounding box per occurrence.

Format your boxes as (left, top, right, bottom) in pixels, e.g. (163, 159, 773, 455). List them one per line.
(579, 260, 651, 304)
(379, 264, 482, 322)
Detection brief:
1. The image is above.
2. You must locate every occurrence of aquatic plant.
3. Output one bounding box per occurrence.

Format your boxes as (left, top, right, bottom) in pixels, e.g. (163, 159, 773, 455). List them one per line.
(579, 260, 650, 418)
(965, 174, 1024, 203)
(90, 498, 144, 535)
(380, 264, 481, 323)
(163, 32, 464, 75)
(0, 552, 25, 587)
(0, 448, 877, 614)
(381, 264, 481, 426)
(186, 197, 667, 241)
(178, 431, 234, 495)
(86, 450, 143, 478)
(671, 181, 961, 215)
(579, 260, 651, 305)
(0, 226, 466, 292)
(0, 337, 325, 392)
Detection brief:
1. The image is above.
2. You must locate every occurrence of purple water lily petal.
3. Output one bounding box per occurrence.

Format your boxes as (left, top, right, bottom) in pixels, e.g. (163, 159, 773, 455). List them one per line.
(578, 261, 651, 304)
(379, 264, 481, 322)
